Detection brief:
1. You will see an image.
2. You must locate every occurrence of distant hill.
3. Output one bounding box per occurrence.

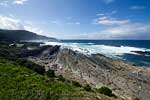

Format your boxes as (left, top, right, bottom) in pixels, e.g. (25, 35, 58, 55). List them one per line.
(0, 29, 57, 41)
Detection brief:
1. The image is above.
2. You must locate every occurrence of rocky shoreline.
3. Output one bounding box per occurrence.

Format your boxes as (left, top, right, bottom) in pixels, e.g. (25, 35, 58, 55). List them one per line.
(132, 51, 150, 56)
(28, 45, 150, 100)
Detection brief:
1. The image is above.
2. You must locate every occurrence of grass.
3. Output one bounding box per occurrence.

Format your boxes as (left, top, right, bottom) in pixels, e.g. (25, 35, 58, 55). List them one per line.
(0, 58, 116, 100)
(0, 42, 118, 100)
(0, 58, 78, 100)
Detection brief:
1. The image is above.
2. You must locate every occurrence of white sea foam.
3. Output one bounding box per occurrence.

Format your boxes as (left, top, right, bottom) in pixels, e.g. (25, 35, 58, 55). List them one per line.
(44, 41, 149, 58)
(87, 42, 94, 45)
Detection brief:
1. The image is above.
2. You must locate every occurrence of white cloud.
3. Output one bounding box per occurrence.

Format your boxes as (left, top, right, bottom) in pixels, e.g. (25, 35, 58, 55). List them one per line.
(23, 21, 44, 35)
(50, 22, 150, 39)
(57, 21, 81, 25)
(51, 20, 59, 25)
(0, 0, 28, 6)
(89, 16, 150, 39)
(95, 16, 130, 26)
(98, 16, 108, 20)
(67, 22, 80, 25)
(98, 19, 129, 26)
(0, 15, 24, 30)
(130, 6, 145, 10)
(91, 13, 150, 39)
(96, 13, 105, 16)
(111, 10, 117, 14)
(0, 1, 9, 7)
(101, 0, 115, 4)
(96, 10, 117, 18)
(66, 17, 72, 20)
(49, 32, 88, 39)
(89, 22, 150, 39)
(0, 15, 44, 35)
(75, 22, 80, 25)
(13, 0, 28, 5)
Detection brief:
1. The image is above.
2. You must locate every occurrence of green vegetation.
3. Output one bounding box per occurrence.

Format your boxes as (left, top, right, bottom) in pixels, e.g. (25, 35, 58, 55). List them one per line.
(16, 59, 45, 74)
(57, 75, 81, 87)
(0, 58, 78, 100)
(0, 42, 119, 100)
(57, 75, 66, 82)
(46, 69, 55, 78)
(0, 42, 21, 59)
(83, 84, 92, 91)
(0, 42, 49, 74)
(133, 97, 140, 100)
(97, 87, 112, 96)
(0, 58, 116, 100)
(72, 81, 82, 87)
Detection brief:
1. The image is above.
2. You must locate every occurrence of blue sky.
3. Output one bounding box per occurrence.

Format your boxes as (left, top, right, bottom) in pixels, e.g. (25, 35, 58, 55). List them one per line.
(0, 0, 150, 39)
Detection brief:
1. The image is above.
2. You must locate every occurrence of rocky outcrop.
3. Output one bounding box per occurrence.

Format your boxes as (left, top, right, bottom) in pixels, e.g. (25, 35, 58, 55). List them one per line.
(132, 51, 150, 56)
(28, 46, 150, 100)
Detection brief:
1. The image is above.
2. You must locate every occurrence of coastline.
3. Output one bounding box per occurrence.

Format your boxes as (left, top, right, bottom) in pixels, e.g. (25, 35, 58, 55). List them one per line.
(1, 41, 149, 100)
(28, 45, 150, 100)
(43, 41, 150, 67)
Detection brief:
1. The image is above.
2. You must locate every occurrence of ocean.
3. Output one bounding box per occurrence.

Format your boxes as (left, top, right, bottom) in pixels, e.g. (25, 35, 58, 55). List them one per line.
(44, 40, 150, 67)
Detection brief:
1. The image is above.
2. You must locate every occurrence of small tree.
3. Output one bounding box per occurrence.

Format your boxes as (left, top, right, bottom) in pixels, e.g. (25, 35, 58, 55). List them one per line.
(97, 86, 112, 96)
(46, 69, 55, 78)
(84, 84, 91, 91)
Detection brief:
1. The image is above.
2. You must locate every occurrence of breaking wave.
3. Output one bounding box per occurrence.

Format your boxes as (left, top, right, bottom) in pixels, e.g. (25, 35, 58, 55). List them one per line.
(43, 41, 149, 58)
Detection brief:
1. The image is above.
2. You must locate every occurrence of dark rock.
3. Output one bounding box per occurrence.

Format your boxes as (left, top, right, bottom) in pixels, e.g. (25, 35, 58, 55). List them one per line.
(131, 51, 150, 56)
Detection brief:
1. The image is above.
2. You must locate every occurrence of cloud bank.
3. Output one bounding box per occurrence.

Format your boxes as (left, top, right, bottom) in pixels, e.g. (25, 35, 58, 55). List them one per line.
(0, 14, 149, 40)
(101, 0, 115, 4)
(0, 0, 28, 6)
(89, 23, 150, 39)
(130, 6, 145, 10)
(13, 0, 28, 5)
(95, 16, 130, 26)
(0, 15, 44, 35)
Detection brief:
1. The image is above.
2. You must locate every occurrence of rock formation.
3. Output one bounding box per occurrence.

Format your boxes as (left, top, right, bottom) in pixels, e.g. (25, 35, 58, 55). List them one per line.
(132, 50, 150, 56)
(28, 45, 150, 100)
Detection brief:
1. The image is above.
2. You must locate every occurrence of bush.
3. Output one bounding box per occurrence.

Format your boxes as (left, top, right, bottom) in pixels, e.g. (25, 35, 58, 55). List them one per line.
(83, 84, 91, 91)
(16, 59, 45, 74)
(57, 75, 66, 82)
(97, 86, 112, 96)
(46, 69, 55, 78)
(72, 81, 82, 87)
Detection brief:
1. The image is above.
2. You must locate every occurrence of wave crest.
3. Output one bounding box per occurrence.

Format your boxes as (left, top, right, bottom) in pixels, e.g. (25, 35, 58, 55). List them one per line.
(44, 42, 149, 58)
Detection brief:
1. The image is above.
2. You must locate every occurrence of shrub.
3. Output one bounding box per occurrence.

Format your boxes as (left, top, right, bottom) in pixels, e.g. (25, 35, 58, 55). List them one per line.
(72, 81, 82, 87)
(97, 86, 112, 96)
(34, 66, 45, 75)
(57, 75, 66, 82)
(46, 69, 55, 78)
(16, 59, 45, 74)
(83, 84, 91, 91)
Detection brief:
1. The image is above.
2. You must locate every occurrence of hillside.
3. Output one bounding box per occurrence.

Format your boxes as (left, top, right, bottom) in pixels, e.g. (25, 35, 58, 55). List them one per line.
(0, 58, 118, 100)
(0, 41, 146, 100)
(0, 29, 57, 41)
(0, 42, 119, 100)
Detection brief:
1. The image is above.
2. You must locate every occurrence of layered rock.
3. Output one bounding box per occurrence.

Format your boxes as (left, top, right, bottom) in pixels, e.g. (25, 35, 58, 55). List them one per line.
(28, 45, 150, 100)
